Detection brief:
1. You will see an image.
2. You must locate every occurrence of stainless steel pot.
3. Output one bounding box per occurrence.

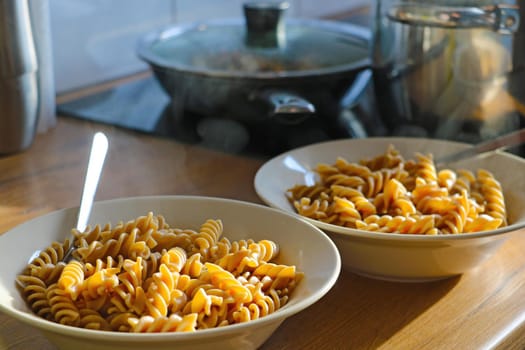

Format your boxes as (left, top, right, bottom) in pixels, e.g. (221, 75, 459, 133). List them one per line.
(371, 0, 522, 143)
(137, 1, 370, 130)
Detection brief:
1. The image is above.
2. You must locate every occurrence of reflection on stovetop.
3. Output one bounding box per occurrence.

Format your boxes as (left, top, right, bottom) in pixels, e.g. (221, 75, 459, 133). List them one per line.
(58, 76, 383, 159)
(58, 77, 171, 134)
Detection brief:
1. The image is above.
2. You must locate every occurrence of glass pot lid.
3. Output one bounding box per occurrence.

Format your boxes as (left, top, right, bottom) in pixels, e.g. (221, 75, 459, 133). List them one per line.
(138, 1, 370, 79)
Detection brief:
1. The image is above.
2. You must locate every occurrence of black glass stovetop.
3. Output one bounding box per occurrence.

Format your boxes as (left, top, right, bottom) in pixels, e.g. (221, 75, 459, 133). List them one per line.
(58, 74, 525, 159)
(58, 75, 383, 159)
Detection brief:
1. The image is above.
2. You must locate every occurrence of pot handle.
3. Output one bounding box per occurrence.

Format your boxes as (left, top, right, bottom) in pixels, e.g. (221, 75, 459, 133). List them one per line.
(251, 90, 316, 125)
(387, 3, 520, 34)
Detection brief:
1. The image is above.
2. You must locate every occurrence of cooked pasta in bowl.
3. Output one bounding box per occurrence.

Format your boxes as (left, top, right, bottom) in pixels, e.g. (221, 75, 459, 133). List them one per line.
(254, 137, 525, 282)
(0, 196, 340, 350)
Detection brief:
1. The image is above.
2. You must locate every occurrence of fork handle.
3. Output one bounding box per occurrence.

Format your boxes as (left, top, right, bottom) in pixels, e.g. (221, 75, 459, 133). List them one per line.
(436, 128, 525, 165)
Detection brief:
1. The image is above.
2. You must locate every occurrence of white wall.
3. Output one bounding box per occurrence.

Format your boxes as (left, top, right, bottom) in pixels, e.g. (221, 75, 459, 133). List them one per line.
(50, 0, 370, 93)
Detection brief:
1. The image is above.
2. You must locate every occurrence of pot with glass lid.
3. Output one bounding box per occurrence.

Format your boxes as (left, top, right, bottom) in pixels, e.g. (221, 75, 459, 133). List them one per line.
(371, 0, 523, 143)
(137, 1, 371, 134)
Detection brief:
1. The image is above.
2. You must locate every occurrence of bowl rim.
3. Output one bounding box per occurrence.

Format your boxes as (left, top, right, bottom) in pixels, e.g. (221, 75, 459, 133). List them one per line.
(0, 195, 341, 341)
(254, 137, 525, 242)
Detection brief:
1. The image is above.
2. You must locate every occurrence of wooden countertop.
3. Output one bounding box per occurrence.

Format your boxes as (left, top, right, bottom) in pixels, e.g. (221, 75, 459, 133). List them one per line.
(1, 116, 525, 349)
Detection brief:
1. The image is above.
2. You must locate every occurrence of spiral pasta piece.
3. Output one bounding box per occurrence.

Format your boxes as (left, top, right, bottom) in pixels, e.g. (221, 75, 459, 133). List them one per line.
(287, 184, 330, 202)
(323, 173, 366, 189)
(415, 153, 438, 184)
(29, 241, 70, 269)
(464, 214, 503, 232)
(478, 169, 507, 225)
(437, 169, 457, 190)
(332, 197, 362, 227)
(161, 247, 187, 273)
(181, 252, 203, 277)
(359, 144, 403, 170)
(215, 239, 279, 275)
(79, 308, 112, 330)
(331, 185, 376, 217)
(129, 313, 198, 332)
(192, 219, 223, 259)
(357, 215, 438, 235)
(293, 197, 336, 222)
(144, 264, 178, 317)
(58, 260, 85, 300)
(47, 283, 81, 326)
(253, 263, 297, 290)
(17, 275, 53, 320)
(334, 157, 372, 177)
(204, 263, 252, 303)
(108, 311, 135, 332)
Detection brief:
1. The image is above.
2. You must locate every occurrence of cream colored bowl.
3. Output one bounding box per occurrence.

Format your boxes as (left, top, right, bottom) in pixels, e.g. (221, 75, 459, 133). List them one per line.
(0, 196, 341, 350)
(254, 137, 525, 282)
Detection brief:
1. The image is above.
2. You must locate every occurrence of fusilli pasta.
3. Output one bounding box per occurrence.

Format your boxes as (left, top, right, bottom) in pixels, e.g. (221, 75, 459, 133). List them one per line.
(287, 145, 507, 235)
(17, 212, 303, 332)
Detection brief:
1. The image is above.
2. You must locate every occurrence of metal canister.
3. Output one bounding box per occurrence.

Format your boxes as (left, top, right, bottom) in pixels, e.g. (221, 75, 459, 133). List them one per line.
(0, 0, 39, 154)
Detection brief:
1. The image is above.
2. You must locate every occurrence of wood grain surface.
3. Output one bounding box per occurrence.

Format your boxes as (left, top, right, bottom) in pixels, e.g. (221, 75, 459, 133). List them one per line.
(1, 117, 524, 349)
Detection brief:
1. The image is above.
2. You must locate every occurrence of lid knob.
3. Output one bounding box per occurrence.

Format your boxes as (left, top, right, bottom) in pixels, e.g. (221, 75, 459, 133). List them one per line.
(243, 1, 289, 48)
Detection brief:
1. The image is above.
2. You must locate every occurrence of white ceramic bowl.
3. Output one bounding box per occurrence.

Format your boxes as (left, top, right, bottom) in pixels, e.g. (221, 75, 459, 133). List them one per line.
(0, 196, 340, 350)
(254, 137, 525, 282)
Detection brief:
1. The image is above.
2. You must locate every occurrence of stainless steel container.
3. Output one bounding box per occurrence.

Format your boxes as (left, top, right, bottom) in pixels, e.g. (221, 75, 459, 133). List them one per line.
(371, 0, 522, 143)
(0, 0, 39, 154)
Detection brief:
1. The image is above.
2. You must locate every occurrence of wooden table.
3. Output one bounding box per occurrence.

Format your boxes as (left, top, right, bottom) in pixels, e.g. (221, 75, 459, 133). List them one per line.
(1, 115, 525, 349)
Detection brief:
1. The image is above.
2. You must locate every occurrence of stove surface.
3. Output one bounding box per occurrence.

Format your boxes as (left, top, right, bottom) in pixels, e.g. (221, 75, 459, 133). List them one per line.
(58, 75, 382, 159)
(58, 77, 170, 135)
